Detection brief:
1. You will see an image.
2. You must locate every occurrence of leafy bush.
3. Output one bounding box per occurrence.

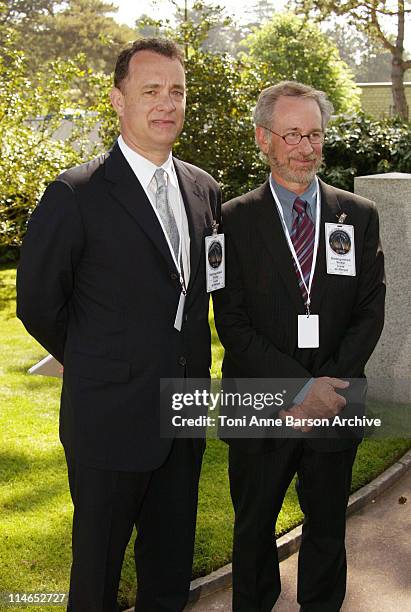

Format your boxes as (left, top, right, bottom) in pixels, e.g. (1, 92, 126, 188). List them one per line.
(0, 39, 99, 261)
(240, 12, 361, 115)
(176, 51, 267, 201)
(322, 114, 411, 191)
(2, 3, 411, 259)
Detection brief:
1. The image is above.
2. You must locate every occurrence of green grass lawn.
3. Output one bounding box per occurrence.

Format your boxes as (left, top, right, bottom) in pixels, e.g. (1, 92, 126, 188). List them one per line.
(1, 264, 409, 611)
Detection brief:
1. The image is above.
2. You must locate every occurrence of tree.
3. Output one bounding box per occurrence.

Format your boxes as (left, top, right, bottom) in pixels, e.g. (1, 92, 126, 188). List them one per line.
(245, 0, 278, 24)
(324, 22, 405, 82)
(173, 2, 243, 55)
(100, 0, 264, 199)
(100, 2, 361, 198)
(240, 12, 361, 113)
(0, 32, 99, 259)
(293, 0, 411, 118)
(2, 0, 135, 80)
(135, 14, 164, 38)
(355, 49, 395, 81)
(0, 0, 55, 26)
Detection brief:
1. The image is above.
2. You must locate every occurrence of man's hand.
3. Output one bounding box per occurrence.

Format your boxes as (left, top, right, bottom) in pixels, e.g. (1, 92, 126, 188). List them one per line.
(279, 377, 349, 432)
(298, 376, 349, 418)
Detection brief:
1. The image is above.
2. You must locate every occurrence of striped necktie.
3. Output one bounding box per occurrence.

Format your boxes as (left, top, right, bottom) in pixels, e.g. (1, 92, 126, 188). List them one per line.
(290, 197, 315, 302)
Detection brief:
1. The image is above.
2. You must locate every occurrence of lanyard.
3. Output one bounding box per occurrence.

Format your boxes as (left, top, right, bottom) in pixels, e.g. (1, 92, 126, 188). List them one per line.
(269, 176, 321, 314)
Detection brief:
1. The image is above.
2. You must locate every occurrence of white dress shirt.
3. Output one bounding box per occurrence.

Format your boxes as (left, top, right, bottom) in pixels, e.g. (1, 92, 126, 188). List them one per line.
(118, 135, 190, 287)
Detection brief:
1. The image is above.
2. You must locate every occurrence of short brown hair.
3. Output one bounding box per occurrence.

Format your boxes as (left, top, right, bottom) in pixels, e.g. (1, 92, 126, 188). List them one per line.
(114, 38, 185, 90)
(253, 81, 334, 131)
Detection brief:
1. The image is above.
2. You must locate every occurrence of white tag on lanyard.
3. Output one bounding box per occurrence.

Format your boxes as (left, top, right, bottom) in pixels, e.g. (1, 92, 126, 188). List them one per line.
(298, 313, 319, 348)
(173, 246, 186, 331)
(270, 177, 321, 348)
(174, 289, 186, 331)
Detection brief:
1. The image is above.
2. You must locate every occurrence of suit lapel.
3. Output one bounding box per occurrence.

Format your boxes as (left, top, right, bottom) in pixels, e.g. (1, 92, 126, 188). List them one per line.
(104, 142, 176, 273)
(255, 181, 305, 312)
(310, 178, 343, 312)
(173, 158, 211, 292)
(255, 178, 344, 314)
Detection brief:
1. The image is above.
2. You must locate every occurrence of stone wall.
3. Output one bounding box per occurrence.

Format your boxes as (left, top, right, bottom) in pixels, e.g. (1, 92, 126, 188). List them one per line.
(355, 173, 411, 403)
(358, 82, 411, 119)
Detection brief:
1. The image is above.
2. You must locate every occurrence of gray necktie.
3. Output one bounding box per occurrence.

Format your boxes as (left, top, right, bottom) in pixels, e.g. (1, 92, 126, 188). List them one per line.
(154, 168, 180, 260)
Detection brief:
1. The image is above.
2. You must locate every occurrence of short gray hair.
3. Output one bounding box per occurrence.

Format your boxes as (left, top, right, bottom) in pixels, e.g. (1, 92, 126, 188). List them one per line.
(253, 81, 334, 131)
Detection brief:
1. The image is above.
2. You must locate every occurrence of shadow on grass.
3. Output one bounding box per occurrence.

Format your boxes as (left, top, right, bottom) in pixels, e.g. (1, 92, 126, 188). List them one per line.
(5, 364, 62, 389)
(0, 283, 16, 314)
(1, 447, 67, 513)
(0, 449, 32, 483)
(0, 262, 18, 272)
(2, 480, 68, 514)
(0, 266, 16, 313)
(6, 363, 37, 376)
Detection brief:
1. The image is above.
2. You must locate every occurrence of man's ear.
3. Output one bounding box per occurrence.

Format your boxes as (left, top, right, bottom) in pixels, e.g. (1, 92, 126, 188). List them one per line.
(255, 126, 269, 156)
(110, 87, 125, 116)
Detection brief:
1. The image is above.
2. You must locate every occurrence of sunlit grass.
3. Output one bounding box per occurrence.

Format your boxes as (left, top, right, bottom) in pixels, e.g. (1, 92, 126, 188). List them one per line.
(1, 265, 409, 610)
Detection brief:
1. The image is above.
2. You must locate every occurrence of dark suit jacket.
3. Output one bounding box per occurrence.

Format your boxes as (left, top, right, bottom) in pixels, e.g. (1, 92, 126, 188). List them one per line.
(213, 178, 385, 452)
(17, 142, 221, 471)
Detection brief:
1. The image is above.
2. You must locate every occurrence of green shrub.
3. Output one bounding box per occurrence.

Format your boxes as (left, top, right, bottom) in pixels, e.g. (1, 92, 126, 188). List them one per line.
(2, 29, 411, 261)
(322, 114, 411, 191)
(240, 12, 361, 115)
(0, 40, 99, 262)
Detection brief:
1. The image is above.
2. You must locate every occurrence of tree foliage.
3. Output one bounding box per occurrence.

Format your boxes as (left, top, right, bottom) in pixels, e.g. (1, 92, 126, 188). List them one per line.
(105, 3, 361, 197)
(240, 12, 361, 114)
(324, 22, 399, 82)
(35, 0, 134, 74)
(1, 0, 410, 260)
(177, 52, 265, 198)
(322, 113, 411, 190)
(0, 33, 99, 259)
(245, 0, 277, 24)
(1, 0, 134, 81)
(0, 0, 54, 26)
(293, 0, 411, 118)
(102, 1, 268, 199)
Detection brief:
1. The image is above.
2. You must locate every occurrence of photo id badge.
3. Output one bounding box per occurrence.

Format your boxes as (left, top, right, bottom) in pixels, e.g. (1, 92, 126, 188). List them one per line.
(205, 233, 225, 292)
(325, 222, 356, 276)
(298, 314, 319, 348)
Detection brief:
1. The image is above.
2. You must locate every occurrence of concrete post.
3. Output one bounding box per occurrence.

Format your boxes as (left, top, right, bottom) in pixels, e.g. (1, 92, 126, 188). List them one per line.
(354, 172, 411, 403)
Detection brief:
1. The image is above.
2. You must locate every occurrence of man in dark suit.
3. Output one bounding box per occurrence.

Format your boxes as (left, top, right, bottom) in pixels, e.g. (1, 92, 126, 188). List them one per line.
(213, 81, 385, 612)
(17, 38, 221, 612)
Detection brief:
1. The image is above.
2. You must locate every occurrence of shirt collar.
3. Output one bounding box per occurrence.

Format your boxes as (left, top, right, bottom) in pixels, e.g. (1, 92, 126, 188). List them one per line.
(270, 175, 317, 211)
(117, 135, 176, 190)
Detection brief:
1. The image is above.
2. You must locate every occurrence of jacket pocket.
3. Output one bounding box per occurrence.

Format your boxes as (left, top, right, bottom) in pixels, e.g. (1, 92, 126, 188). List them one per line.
(66, 351, 131, 383)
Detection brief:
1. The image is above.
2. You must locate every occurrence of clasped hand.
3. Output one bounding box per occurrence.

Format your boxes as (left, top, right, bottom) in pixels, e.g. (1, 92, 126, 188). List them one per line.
(279, 377, 349, 432)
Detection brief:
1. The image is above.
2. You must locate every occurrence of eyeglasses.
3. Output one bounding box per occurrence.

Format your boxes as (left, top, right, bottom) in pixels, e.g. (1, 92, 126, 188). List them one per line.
(260, 126, 325, 145)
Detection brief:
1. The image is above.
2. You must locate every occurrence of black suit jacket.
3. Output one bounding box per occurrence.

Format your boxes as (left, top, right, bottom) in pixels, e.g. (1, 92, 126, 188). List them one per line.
(17, 143, 221, 471)
(213, 178, 385, 452)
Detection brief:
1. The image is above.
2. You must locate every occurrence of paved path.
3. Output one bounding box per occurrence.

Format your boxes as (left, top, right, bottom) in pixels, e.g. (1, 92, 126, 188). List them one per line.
(185, 469, 411, 611)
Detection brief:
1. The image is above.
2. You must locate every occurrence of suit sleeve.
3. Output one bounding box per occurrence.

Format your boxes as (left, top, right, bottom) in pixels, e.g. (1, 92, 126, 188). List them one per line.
(16, 180, 85, 363)
(207, 177, 222, 226)
(317, 202, 385, 378)
(213, 208, 311, 380)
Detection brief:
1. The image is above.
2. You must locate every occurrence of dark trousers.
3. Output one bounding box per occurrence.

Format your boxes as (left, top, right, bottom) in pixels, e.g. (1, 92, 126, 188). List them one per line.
(228, 440, 357, 612)
(65, 439, 205, 612)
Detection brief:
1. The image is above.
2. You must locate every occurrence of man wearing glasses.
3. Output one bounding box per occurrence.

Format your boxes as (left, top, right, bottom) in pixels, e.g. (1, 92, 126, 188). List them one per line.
(213, 81, 385, 611)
